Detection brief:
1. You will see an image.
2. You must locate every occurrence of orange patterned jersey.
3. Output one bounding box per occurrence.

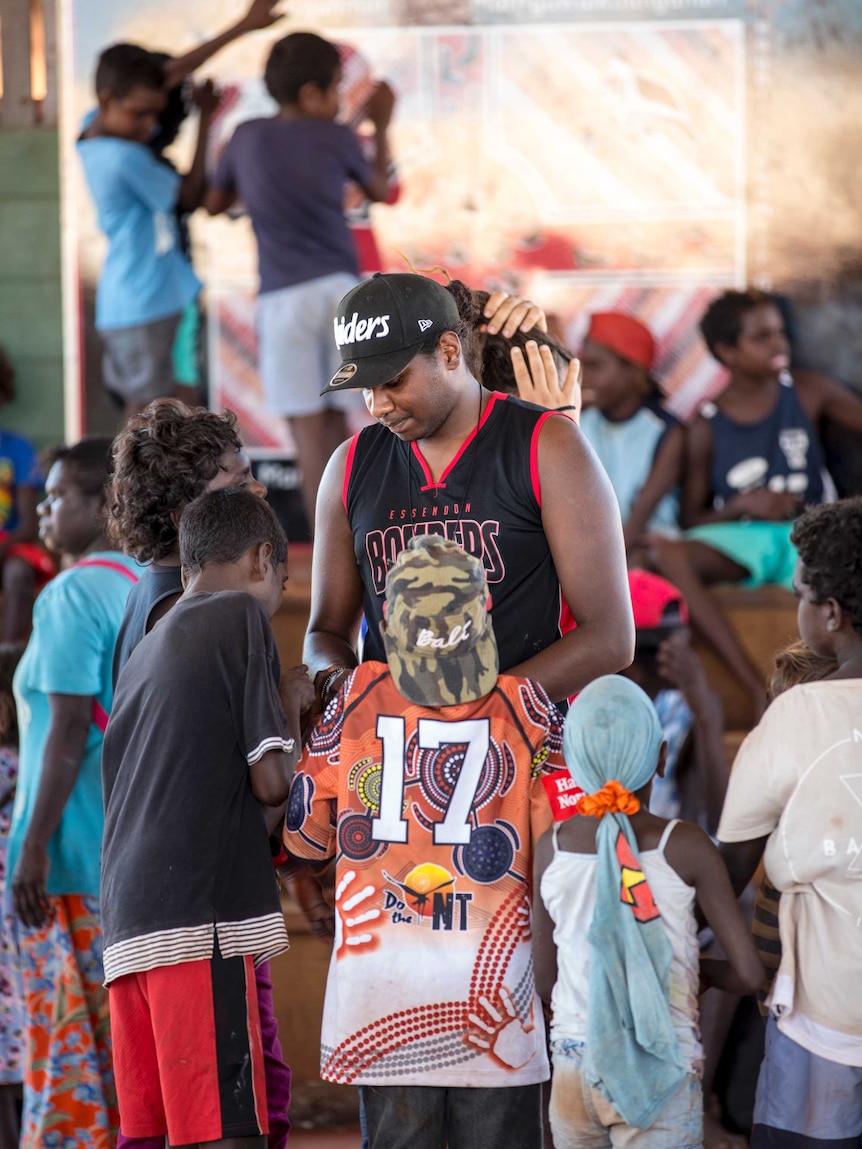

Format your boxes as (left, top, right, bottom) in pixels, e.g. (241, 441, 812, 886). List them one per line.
(284, 662, 564, 1087)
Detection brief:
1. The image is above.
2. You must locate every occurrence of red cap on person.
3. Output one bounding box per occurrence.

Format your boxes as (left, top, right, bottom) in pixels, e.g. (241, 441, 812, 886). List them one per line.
(628, 569, 689, 629)
(586, 312, 656, 371)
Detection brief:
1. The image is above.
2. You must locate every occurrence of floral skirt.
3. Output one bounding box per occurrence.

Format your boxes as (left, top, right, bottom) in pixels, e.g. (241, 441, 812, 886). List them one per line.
(17, 894, 118, 1148)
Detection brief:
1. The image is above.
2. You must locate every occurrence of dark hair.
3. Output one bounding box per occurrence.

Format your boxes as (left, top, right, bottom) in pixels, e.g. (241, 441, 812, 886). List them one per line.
(408, 280, 481, 374)
(264, 33, 340, 105)
(180, 488, 287, 576)
(43, 438, 115, 497)
(699, 288, 776, 361)
(110, 399, 243, 563)
(0, 346, 16, 406)
(95, 43, 166, 99)
(791, 498, 862, 635)
(471, 288, 572, 394)
(148, 52, 191, 152)
(0, 644, 23, 747)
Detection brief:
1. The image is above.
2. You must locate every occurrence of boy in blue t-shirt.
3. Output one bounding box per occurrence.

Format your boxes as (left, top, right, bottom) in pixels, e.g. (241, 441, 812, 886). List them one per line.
(77, 45, 210, 419)
(205, 31, 395, 534)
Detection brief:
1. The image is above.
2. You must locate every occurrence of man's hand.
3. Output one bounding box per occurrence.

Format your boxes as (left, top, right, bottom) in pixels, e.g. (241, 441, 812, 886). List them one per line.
(511, 344, 581, 421)
(280, 665, 315, 730)
(731, 488, 802, 522)
(656, 631, 711, 713)
(13, 841, 53, 929)
(290, 871, 336, 942)
(482, 291, 547, 337)
(365, 80, 396, 130)
(238, 0, 285, 32)
(193, 79, 221, 118)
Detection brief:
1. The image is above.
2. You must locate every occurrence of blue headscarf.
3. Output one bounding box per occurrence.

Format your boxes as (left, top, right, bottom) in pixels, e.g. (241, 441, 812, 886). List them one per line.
(563, 676, 686, 1128)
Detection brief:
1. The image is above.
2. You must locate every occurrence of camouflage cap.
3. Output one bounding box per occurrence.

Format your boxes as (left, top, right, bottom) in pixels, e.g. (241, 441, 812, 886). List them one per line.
(383, 534, 499, 707)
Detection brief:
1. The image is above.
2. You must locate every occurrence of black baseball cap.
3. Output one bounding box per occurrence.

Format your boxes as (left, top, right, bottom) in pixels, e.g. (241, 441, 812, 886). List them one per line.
(321, 273, 461, 395)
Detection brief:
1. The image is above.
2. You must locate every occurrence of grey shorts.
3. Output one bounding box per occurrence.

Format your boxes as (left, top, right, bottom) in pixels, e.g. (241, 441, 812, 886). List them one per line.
(550, 1042, 703, 1149)
(101, 313, 181, 403)
(752, 1015, 862, 1147)
(258, 272, 364, 419)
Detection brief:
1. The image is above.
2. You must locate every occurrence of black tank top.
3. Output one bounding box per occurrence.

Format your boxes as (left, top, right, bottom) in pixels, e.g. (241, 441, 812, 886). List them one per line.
(112, 563, 183, 686)
(345, 391, 569, 671)
(702, 372, 828, 509)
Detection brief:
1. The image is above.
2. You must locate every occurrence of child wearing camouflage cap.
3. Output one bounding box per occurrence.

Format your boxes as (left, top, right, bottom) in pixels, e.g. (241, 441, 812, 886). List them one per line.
(284, 534, 564, 1149)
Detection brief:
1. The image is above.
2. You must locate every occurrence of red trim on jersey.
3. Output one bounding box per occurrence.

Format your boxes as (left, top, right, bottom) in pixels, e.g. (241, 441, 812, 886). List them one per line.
(75, 558, 139, 583)
(413, 391, 504, 492)
(529, 410, 560, 506)
(342, 432, 361, 514)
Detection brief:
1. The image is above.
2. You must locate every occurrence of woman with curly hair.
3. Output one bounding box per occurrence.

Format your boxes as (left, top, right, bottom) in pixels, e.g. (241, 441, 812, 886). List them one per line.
(717, 497, 862, 1149)
(110, 398, 265, 673)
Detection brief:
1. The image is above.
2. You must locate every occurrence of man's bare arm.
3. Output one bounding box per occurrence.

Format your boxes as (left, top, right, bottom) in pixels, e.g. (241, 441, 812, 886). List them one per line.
(507, 416, 635, 701)
(162, 0, 284, 90)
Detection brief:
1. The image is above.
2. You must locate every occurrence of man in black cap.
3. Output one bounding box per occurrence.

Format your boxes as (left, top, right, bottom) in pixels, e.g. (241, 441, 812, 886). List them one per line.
(305, 272, 634, 710)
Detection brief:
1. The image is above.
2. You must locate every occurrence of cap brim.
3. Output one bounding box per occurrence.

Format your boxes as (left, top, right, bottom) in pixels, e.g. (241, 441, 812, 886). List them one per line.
(320, 344, 421, 396)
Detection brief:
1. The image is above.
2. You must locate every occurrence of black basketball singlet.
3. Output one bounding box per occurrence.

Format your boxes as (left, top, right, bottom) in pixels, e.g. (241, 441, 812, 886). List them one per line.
(344, 391, 571, 671)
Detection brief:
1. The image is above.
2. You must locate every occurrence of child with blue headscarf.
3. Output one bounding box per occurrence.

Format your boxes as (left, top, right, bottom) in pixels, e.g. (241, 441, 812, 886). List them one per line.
(532, 676, 762, 1148)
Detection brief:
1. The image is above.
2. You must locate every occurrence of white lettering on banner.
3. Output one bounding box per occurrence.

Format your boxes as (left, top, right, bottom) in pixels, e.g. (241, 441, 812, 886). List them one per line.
(416, 619, 472, 650)
(334, 311, 391, 347)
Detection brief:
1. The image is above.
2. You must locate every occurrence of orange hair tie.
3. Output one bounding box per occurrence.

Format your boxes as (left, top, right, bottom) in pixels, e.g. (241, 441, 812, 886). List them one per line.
(579, 780, 640, 819)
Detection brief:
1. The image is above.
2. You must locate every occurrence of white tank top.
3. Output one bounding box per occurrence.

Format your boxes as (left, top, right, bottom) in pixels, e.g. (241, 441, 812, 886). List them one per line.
(540, 819, 702, 1068)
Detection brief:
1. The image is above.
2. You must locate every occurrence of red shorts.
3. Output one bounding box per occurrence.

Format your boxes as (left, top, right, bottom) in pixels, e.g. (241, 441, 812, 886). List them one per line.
(109, 949, 268, 1144)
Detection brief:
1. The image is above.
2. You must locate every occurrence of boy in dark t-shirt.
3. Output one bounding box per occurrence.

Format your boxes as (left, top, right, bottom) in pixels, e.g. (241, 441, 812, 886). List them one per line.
(102, 488, 313, 1148)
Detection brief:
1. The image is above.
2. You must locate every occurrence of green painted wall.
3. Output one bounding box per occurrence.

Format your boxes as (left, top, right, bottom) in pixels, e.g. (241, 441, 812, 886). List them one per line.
(0, 129, 64, 448)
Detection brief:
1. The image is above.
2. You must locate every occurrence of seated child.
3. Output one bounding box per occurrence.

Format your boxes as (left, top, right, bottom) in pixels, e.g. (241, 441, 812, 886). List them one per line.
(0, 349, 53, 641)
(533, 675, 762, 1148)
(77, 46, 207, 418)
(579, 312, 683, 551)
(284, 535, 565, 1149)
(101, 488, 313, 1149)
(651, 288, 862, 715)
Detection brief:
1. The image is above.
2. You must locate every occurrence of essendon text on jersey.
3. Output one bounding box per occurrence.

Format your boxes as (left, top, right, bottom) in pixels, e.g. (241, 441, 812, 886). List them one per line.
(334, 311, 391, 347)
(366, 515, 504, 595)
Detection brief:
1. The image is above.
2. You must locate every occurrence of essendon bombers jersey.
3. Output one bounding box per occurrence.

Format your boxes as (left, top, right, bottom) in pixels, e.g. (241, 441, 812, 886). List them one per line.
(345, 392, 569, 671)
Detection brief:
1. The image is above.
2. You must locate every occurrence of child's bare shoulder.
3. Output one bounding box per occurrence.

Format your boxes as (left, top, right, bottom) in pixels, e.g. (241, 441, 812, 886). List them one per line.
(661, 818, 722, 887)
